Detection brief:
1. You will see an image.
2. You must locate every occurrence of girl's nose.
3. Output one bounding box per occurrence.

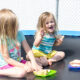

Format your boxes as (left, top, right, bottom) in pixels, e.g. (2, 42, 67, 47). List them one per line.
(49, 22, 52, 26)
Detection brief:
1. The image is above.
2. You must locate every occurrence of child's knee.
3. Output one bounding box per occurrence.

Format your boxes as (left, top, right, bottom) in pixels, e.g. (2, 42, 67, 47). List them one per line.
(51, 51, 65, 62)
(56, 51, 65, 58)
(17, 69, 26, 78)
(60, 51, 65, 58)
(35, 57, 48, 66)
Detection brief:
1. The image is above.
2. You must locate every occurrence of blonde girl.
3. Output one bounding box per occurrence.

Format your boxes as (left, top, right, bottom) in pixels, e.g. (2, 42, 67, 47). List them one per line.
(32, 12, 65, 66)
(0, 9, 42, 78)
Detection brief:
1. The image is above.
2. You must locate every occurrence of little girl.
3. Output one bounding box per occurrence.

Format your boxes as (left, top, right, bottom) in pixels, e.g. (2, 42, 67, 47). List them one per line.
(32, 12, 65, 66)
(0, 9, 42, 78)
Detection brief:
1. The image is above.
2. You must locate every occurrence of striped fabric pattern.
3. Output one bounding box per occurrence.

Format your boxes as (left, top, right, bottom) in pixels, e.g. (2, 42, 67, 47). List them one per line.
(32, 33, 56, 54)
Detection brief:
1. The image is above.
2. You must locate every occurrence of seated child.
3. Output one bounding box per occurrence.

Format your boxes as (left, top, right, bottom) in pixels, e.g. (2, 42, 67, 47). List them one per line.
(31, 12, 65, 67)
(0, 9, 42, 78)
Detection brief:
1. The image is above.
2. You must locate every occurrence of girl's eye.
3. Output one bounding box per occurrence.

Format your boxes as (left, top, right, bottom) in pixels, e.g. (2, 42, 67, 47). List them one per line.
(50, 21, 54, 23)
(46, 22, 49, 24)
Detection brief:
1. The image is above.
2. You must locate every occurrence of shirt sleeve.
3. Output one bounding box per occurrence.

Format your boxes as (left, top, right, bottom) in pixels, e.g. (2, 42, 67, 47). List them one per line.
(17, 31, 26, 43)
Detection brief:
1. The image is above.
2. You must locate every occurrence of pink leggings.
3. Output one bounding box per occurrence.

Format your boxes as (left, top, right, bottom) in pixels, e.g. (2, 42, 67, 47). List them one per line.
(0, 60, 26, 70)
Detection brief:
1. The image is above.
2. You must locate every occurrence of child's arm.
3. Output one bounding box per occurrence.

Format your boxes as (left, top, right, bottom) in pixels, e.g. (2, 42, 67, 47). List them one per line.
(54, 35, 64, 46)
(34, 28, 44, 47)
(22, 39, 42, 70)
(0, 44, 25, 68)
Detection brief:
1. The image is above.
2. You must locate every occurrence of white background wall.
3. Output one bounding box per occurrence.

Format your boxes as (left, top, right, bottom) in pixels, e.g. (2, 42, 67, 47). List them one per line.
(58, 0, 80, 31)
(0, 0, 56, 30)
(0, 0, 80, 31)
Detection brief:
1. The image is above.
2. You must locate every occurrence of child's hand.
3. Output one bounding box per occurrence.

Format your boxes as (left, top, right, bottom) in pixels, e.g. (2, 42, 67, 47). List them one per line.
(24, 61, 33, 72)
(59, 35, 64, 41)
(37, 28, 45, 38)
(54, 35, 64, 46)
(56, 35, 64, 42)
(32, 63, 42, 71)
(34, 28, 45, 47)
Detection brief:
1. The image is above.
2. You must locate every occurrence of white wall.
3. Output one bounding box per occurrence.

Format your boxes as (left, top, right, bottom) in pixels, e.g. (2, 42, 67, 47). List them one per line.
(0, 0, 56, 30)
(58, 0, 80, 31)
(0, 0, 80, 31)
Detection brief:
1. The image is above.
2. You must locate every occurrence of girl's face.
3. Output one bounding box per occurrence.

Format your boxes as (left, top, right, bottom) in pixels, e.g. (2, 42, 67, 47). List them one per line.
(45, 16, 55, 34)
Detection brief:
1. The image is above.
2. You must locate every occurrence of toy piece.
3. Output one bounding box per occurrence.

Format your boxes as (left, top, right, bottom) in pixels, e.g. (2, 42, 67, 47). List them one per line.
(34, 75, 56, 80)
(33, 69, 56, 77)
(68, 59, 80, 71)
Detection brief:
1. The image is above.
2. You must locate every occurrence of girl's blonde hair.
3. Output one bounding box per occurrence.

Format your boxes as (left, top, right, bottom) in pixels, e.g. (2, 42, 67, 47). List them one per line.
(0, 9, 18, 40)
(36, 12, 58, 35)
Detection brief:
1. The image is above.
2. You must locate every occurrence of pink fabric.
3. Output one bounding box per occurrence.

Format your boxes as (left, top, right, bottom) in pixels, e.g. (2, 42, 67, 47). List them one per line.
(0, 60, 26, 70)
(20, 59, 26, 64)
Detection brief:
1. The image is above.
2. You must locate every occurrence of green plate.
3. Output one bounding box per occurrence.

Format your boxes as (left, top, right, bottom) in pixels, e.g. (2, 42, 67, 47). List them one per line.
(33, 69, 57, 77)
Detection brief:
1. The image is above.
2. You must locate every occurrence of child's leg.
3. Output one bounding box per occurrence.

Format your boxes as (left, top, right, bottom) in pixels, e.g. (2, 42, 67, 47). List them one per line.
(51, 51, 65, 62)
(40, 57, 48, 67)
(26, 50, 47, 61)
(35, 57, 48, 67)
(27, 50, 48, 67)
(48, 51, 65, 65)
(26, 55, 48, 67)
(0, 67, 26, 78)
(26, 55, 46, 67)
(35, 57, 42, 66)
(0, 60, 34, 78)
(26, 55, 43, 67)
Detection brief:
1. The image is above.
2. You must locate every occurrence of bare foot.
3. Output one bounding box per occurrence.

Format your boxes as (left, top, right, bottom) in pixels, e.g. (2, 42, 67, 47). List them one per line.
(48, 59, 56, 66)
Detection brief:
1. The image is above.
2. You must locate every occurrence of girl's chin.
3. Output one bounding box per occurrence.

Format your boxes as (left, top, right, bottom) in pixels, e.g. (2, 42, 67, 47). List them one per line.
(48, 30, 54, 33)
(48, 32, 54, 34)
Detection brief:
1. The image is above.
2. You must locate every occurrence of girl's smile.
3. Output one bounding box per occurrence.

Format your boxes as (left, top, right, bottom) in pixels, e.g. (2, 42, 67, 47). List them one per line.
(45, 17, 55, 34)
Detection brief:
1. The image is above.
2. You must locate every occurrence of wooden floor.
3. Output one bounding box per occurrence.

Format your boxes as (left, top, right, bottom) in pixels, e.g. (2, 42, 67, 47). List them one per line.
(0, 36, 80, 80)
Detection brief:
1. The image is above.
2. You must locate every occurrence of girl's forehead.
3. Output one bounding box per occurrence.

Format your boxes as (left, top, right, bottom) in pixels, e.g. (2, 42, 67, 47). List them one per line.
(45, 16, 54, 22)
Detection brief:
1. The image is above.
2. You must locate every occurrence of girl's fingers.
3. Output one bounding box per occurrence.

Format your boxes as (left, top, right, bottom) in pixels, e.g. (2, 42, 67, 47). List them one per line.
(61, 36, 64, 40)
(40, 28, 45, 36)
(25, 62, 33, 72)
